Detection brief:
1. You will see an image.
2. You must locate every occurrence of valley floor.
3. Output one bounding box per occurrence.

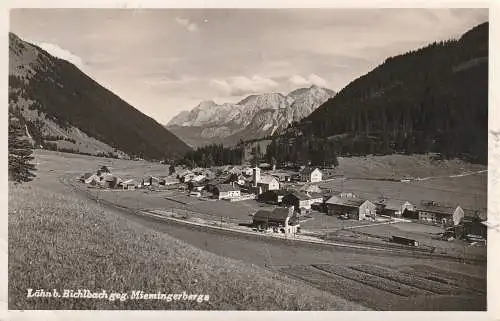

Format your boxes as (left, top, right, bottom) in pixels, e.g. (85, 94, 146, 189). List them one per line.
(8, 150, 488, 310)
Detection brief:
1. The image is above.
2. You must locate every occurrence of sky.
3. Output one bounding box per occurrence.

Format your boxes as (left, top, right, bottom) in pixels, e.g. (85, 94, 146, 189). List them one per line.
(10, 8, 488, 124)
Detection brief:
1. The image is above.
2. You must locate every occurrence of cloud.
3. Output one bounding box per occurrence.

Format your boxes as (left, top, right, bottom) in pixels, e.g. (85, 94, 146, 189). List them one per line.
(36, 42, 85, 69)
(210, 75, 279, 96)
(175, 16, 198, 32)
(289, 73, 328, 87)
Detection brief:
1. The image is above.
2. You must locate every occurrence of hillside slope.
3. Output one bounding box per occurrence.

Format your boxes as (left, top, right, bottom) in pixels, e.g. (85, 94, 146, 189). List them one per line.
(9, 33, 191, 160)
(8, 151, 364, 310)
(285, 22, 488, 164)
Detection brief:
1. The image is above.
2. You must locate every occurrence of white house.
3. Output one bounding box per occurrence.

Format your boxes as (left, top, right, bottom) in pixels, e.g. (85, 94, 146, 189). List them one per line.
(300, 168, 323, 183)
(214, 184, 241, 200)
(191, 174, 206, 183)
(258, 175, 280, 193)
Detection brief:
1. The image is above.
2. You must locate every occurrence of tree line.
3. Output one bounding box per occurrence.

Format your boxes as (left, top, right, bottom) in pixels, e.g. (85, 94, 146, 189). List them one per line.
(180, 143, 244, 167)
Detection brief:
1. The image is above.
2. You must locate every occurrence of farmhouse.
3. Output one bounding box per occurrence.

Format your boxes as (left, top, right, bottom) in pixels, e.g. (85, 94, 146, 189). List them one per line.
(259, 189, 288, 204)
(416, 201, 465, 225)
(79, 173, 93, 183)
(235, 174, 247, 186)
(258, 175, 280, 193)
(252, 206, 299, 235)
(282, 191, 324, 210)
(191, 167, 205, 175)
(202, 169, 216, 180)
(188, 181, 205, 192)
(272, 172, 292, 182)
(259, 163, 274, 170)
(182, 173, 197, 183)
(176, 169, 193, 179)
(83, 173, 100, 184)
(191, 174, 206, 183)
(378, 199, 415, 217)
(162, 176, 180, 186)
(243, 167, 254, 176)
(142, 176, 161, 187)
(300, 167, 323, 183)
(97, 165, 110, 175)
(119, 179, 137, 190)
(301, 184, 322, 194)
(325, 195, 377, 220)
(101, 175, 122, 189)
(214, 184, 241, 200)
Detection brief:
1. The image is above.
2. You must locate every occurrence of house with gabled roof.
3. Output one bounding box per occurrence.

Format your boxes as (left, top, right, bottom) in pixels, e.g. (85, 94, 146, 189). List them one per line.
(119, 179, 137, 190)
(377, 199, 415, 217)
(325, 194, 376, 220)
(416, 201, 465, 225)
(252, 206, 299, 235)
(300, 167, 323, 183)
(258, 175, 280, 193)
(214, 184, 241, 200)
(83, 173, 100, 185)
(282, 191, 323, 210)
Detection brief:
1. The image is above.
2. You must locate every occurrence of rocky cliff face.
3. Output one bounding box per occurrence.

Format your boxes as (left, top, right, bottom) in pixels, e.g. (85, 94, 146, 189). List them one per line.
(167, 85, 336, 147)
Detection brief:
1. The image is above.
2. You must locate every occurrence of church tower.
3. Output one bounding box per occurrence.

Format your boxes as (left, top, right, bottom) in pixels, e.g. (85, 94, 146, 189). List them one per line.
(252, 166, 261, 187)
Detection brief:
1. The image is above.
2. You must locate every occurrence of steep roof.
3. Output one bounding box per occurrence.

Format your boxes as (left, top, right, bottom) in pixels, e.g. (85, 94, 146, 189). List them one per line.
(417, 202, 461, 215)
(382, 199, 414, 211)
(259, 175, 279, 185)
(326, 195, 366, 207)
(216, 184, 240, 192)
(300, 167, 322, 175)
(82, 173, 93, 179)
(103, 175, 120, 182)
(253, 207, 295, 223)
(287, 191, 309, 201)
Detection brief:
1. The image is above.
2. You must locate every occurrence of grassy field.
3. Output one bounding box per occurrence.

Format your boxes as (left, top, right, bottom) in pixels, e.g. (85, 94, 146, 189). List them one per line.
(9, 181, 366, 310)
(280, 263, 486, 310)
(336, 154, 486, 180)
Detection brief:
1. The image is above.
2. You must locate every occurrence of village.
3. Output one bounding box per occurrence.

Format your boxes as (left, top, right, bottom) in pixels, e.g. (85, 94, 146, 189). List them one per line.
(77, 161, 487, 254)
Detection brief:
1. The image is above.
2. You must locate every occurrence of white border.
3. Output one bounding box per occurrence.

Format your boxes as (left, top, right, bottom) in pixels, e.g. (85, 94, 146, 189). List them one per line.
(1, 1, 498, 320)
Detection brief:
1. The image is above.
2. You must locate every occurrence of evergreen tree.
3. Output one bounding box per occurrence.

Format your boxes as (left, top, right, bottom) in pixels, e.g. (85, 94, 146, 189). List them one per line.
(169, 164, 176, 175)
(8, 113, 36, 183)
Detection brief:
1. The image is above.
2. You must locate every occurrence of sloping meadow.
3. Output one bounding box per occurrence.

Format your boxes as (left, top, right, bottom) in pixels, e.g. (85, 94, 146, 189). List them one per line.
(8, 182, 366, 310)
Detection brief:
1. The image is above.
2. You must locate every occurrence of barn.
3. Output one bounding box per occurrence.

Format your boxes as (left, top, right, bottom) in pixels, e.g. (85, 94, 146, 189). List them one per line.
(326, 195, 377, 220)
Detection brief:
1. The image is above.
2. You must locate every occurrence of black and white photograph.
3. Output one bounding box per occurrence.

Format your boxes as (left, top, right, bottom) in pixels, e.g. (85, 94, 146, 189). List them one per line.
(6, 4, 495, 314)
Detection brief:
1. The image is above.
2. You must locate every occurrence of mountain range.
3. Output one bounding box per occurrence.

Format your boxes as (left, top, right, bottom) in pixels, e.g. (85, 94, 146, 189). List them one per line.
(8, 33, 191, 160)
(166, 85, 336, 147)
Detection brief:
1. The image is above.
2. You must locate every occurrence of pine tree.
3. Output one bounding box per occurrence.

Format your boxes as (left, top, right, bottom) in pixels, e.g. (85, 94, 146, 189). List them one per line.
(8, 113, 36, 183)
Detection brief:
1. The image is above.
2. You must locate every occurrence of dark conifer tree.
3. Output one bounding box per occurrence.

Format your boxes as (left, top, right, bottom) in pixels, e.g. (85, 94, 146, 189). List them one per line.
(8, 113, 36, 183)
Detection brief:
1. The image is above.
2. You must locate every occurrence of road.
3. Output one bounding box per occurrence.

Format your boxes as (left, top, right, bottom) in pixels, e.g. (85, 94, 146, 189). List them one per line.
(60, 175, 483, 270)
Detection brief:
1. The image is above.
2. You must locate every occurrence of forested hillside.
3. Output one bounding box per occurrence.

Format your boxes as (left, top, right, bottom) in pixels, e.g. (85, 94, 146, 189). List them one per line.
(9, 33, 191, 160)
(280, 22, 488, 164)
